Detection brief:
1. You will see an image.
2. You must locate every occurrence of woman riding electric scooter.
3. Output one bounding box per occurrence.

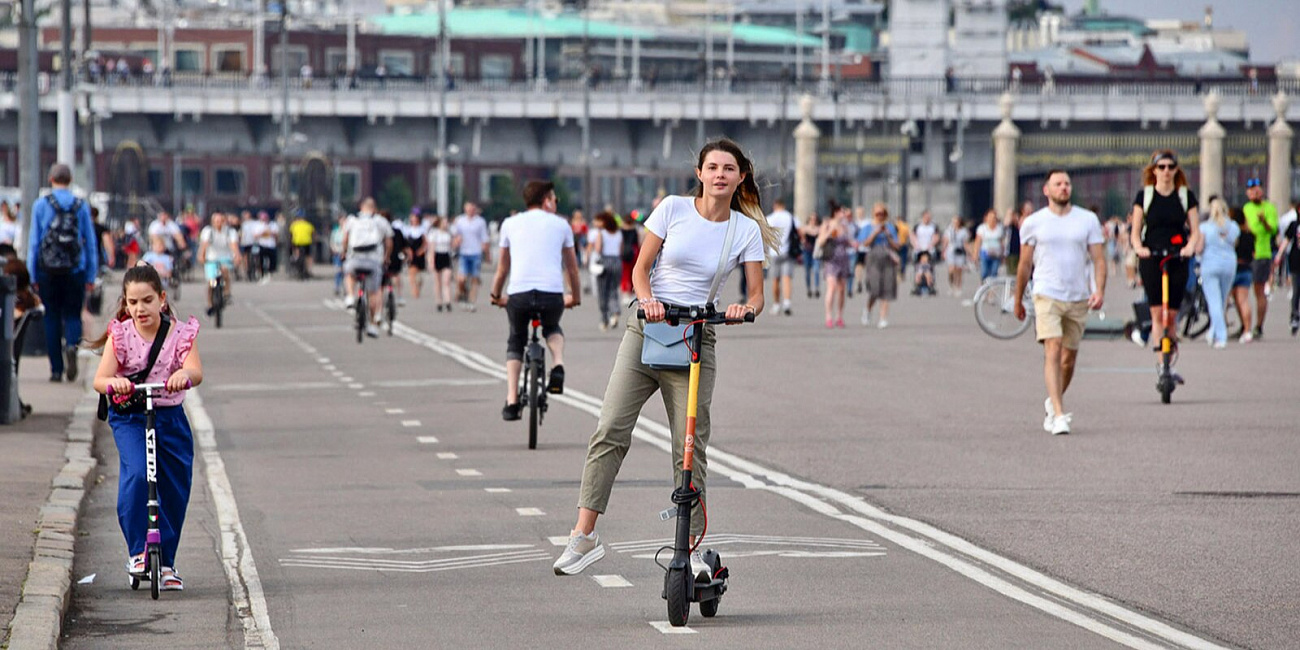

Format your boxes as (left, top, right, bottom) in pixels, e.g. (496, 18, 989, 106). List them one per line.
(552, 139, 777, 582)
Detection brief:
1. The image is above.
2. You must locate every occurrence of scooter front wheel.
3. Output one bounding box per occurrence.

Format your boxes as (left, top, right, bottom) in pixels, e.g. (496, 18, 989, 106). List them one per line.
(665, 567, 691, 627)
(149, 549, 161, 600)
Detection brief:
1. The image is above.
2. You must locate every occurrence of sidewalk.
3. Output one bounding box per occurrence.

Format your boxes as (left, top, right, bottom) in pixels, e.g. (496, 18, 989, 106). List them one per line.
(0, 363, 98, 649)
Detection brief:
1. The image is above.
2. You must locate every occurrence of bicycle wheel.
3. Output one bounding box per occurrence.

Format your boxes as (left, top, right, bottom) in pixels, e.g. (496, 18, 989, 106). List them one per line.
(385, 290, 396, 336)
(974, 278, 1032, 339)
(1180, 287, 1210, 339)
(355, 295, 366, 344)
(170, 276, 181, 302)
(214, 288, 224, 329)
(527, 359, 542, 450)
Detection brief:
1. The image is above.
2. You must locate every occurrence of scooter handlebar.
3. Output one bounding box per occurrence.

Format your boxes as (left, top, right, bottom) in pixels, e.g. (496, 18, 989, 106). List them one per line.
(637, 306, 755, 325)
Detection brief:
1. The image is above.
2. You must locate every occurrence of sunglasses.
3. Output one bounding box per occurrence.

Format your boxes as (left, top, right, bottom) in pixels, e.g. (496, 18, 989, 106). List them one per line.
(1155, 164, 1177, 171)
(1246, 179, 1261, 188)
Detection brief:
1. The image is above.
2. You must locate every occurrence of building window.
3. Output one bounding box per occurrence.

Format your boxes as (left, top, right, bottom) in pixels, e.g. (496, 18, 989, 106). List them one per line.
(325, 48, 348, 75)
(337, 166, 362, 203)
(173, 47, 203, 72)
(379, 50, 414, 76)
(212, 46, 245, 73)
(271, 46, 309, 74)
(180, 168, 204, 195)
(214, 167, 246, 195)
(479, 169, 514, 202)
(480, 54, 513, 80)
(147, 168, 164, 194)
(430, 52, 466, 77)
(272, 165, 301, 199)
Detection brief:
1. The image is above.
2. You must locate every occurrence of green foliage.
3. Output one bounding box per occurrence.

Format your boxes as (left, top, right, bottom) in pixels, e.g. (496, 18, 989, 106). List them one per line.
(552, 177, 575, 216)
(377, 175, 414, 218)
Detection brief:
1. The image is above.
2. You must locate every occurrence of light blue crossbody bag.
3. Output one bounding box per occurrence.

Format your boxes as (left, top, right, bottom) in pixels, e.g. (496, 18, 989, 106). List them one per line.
(640, 214, 737, 370)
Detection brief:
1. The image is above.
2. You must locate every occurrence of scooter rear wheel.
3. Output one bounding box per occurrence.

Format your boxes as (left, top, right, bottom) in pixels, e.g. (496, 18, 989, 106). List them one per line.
(665, 567, 691, 627)
(698, 554, 722, 618)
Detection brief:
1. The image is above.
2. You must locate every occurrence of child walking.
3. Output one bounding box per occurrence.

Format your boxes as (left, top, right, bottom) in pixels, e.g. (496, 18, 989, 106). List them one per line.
(90, 264, 202, 590)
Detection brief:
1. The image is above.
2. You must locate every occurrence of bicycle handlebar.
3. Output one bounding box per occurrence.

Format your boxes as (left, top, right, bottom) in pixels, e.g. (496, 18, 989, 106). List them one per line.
(637, 305, 755, 326)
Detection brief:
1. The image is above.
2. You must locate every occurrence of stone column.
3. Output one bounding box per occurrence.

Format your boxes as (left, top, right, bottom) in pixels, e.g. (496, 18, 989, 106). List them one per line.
(793, 94, 821, 224)
(992, 92, 1020, 218)
(1267, 91, 1293, 210)
(1198, 91, 1225, 205)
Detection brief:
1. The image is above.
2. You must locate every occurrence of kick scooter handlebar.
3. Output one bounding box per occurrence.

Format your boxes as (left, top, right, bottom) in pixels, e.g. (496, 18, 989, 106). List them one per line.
(637, 304, 755, 326)
(106, 381, 190, 397)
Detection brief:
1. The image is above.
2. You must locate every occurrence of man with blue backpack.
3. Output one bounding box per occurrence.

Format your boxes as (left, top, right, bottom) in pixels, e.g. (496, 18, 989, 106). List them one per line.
(26, 163, 99, 383)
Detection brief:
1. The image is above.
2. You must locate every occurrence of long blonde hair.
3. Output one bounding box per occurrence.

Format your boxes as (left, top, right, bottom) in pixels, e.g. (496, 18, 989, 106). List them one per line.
(692, 138, 780, 259)
(1208, 195, 1229, 229)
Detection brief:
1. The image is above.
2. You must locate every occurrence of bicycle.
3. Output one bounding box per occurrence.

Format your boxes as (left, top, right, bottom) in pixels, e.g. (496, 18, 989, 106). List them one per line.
(516, 311, 550, 450)
(208, 271, 227, 329)
(352, 268, 374, 343)
(1177, 274, 1243, 341)
(382, 273, 398, 337)
(120, 382, 171, 600)
(974, 277, 1034, 339)
(638, 303, 753, 627)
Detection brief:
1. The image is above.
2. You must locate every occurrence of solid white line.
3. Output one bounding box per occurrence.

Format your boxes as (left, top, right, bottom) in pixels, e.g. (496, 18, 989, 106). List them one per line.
(187, 391, 280, 650)
(279, 555, 549, 574)
(281, 549, 547, 569)
(401, 420, 422, 427)
(456, 469, 483, 477)
(484, 488, 512, 493)
(417, 436, 439, 444)
(209, 382, 339, 392)
(515, 507, 546, 516)
(290, 544, 535, 554)
(436, 452, 458, 459)
(380, 316, 1230, 650)
(648, 621, 696, 635)
(593, 575, 633, 588)
(371, 378, 499, 388)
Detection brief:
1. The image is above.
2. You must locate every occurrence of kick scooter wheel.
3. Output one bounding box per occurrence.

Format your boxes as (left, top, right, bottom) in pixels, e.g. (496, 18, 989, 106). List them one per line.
(149, 548, 161, 600)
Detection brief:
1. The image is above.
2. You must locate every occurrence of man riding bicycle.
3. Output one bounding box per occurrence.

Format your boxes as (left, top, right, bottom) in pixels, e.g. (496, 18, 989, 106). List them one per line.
(343, 197, 395, 338)
(489, 181, 580, 421)
(198, 212, 241, 316)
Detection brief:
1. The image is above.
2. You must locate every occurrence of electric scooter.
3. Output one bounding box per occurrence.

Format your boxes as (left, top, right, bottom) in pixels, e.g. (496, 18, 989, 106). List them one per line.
(121, 382, 170, 599)
(639, 303, 753, 627)
(1155, 250, 1185, 404)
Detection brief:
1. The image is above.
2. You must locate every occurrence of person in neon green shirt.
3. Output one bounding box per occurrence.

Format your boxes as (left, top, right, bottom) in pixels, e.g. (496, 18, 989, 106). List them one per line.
(1241, 178, 1278, 338)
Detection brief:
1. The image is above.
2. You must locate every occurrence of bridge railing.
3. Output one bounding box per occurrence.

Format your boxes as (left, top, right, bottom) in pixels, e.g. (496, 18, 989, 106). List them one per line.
(6, 71, 1297, 100)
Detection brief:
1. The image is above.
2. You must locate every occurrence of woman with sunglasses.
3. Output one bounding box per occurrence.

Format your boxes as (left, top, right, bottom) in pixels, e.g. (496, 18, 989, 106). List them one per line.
(1130, 150, 1201, 369)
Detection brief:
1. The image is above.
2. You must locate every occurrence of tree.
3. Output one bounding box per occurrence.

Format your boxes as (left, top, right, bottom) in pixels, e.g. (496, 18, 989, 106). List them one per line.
(552, 177, 576, 216)
(377, 175, 414, 217)
(485, 174, 524, 220)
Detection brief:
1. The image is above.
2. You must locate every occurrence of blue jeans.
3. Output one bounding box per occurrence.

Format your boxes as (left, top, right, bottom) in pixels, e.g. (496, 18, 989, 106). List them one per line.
(802, 250, 821, 293)
(979, 253, 1001, 281)
(36, 272, 86, 374)
(1200, 260, 1235, 344)
(109, 405, 194, 566)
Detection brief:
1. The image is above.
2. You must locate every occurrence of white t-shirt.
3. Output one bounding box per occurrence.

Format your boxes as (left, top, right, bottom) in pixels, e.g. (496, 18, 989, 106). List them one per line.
(428, 229, 452, 254)
(200, 225, 236, 261)
(148, 219, 184, 250)
(644, 195, 765, 306)
(343, 213, 394, 257)
(498, 209, 575, 295)
(976, 223, 1004, 255)
(240, 220, 263, 247)
(913, 221, 939, 252)
(0, 219, 19, 245)
(402, 221, 430, 245)
(594, 228, 623, 257)
(765, 209, 797, 257)
(1019, 205, 1105, 302)
(452, 215, 490, 256)
(257, 221, 280, 248)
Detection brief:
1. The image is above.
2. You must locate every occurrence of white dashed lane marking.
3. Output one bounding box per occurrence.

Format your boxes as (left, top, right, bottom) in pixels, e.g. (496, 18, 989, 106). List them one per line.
(417, 436, 439, 444)
(358, 391, 376, 397)
(485, 488, 511, 493)
(515, 508, 545, 517)
(401, 420, 422, 427)
(456, 469, 483, 477)
(592, 575, 632, 588)
(649, 622, 696, 635)
(436, 453, 458, 459)
(385, 408, 406, 414)
(348, 384, 365, 389)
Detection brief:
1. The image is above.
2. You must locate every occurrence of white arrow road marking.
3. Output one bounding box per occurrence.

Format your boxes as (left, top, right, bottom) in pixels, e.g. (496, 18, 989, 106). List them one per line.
(362, 311, 1231, 650)
(648, 622, 696, 635)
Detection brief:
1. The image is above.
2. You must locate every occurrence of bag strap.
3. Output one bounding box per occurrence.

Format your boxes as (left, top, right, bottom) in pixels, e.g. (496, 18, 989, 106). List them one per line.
(705, 212, 739, 306)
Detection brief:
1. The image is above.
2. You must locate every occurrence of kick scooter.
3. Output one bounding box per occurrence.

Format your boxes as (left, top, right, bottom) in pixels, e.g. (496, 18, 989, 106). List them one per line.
(117, 382, 171, 599)
(1155, 250, 1184, 404)
(639, 303, 753, 627)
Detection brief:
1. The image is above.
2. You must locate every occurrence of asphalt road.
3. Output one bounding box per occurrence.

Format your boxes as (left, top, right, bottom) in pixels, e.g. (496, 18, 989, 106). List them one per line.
(62, 273, 1299, 649)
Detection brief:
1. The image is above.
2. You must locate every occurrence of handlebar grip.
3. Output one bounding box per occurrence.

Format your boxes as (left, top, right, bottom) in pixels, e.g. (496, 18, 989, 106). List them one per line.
(636, 309, 645, 320)
(743, 312, 756, 323)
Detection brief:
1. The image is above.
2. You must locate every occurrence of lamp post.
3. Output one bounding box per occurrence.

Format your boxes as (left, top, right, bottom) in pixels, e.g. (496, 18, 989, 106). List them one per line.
(436, 0, 450, 216)
(581, 0, 592, 211)
(277, 0, 291, 222)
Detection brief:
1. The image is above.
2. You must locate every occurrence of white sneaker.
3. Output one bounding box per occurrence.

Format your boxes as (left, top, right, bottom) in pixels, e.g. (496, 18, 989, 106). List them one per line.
(690, 549, 713, 581)
(1043, 398, 1054, 432)
(365, 324, 379, 338)
(553, 531, 605, 575)
(1050, 414, 1072, 435)
(877, 319, 888, 329)
(860, 307, 871, 326)
(397, 297, 407, 307)
(1213, 340, 1227, 350)
(1239, 332, 1254, 344)
(344, 296, 356, 309)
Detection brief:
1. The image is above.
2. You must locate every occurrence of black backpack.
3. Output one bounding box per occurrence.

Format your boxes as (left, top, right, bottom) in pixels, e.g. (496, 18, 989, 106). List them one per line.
(38, 195, 83, 275)
(786, 220, 803, 257)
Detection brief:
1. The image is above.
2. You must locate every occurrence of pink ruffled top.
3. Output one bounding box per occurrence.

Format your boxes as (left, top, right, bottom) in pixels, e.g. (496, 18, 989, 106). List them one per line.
(109, 316, 200, 407)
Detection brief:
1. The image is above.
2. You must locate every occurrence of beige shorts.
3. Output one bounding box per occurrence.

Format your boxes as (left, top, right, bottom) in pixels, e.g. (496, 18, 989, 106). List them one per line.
(1033, 294, 1089, 350)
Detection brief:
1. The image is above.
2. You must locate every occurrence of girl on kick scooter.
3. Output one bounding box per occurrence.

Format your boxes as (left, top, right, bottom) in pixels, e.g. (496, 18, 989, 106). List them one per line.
(552, 138, 778, 578)
(90, 264, 203, 592)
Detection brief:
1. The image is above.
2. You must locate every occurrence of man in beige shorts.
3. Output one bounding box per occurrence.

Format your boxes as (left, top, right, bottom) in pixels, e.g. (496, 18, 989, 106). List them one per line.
(1014, 170, 1107, 435)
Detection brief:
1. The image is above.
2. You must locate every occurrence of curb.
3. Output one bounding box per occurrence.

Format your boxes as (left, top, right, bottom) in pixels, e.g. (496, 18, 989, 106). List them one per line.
(3, 390, 99, 650)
